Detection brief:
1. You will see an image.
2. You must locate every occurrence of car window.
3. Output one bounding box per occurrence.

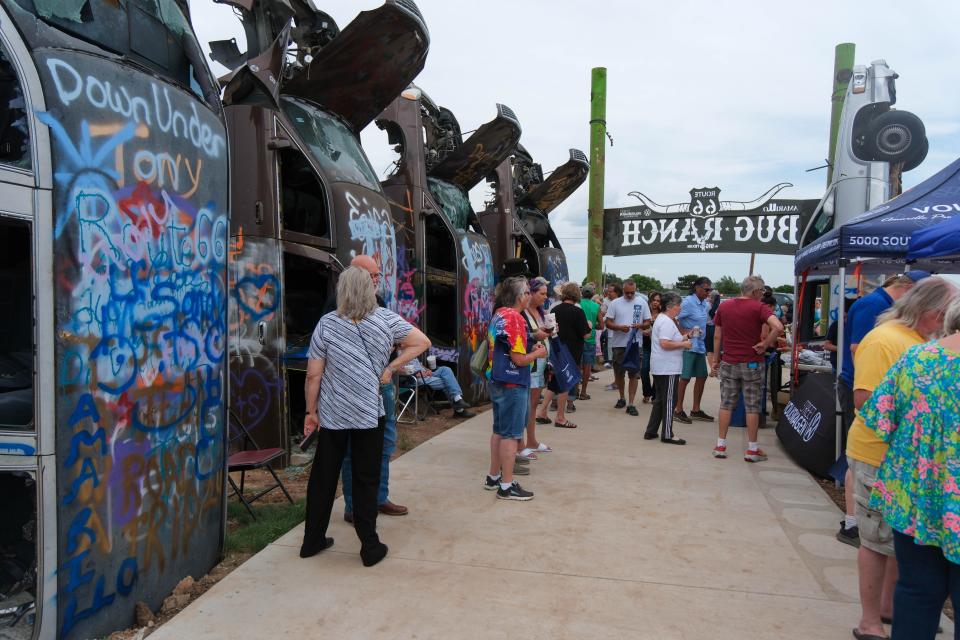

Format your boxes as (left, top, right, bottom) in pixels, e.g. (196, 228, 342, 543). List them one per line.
(12, 0, 217, 108)
(0, 217, 34, 431)
(280, 97, 379, 191)
(0, 41, 31, 171)
(428, 177, 471, 231)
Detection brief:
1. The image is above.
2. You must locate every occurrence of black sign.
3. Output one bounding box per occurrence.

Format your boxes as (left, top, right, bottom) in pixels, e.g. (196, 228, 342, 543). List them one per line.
(775, 372, 838, 478)
(603, 184, 818, 256)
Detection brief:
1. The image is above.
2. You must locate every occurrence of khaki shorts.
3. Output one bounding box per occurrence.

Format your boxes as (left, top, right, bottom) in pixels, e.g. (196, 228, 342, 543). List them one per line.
(718, 361, 763, 413)
(849, 457, 894, 556)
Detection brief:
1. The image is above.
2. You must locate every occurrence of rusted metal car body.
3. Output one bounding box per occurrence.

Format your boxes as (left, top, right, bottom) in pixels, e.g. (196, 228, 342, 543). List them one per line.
(375, 90, 520, 401)
(480, 145, 589, 290)
(215, 0, 428, 453)
(0, 0, 229, 637)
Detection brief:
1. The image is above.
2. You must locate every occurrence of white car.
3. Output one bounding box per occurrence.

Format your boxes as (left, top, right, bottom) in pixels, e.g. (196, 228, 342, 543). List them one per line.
(804, 59, 927, 238)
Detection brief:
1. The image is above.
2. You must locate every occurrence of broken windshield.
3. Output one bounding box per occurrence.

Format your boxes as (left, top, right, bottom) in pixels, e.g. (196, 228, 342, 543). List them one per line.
(281, 97, 379, 192)
(428, 177, 471, 231)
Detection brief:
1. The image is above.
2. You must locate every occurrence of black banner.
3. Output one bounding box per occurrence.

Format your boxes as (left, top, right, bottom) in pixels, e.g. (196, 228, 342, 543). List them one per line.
(603, 185, 818, 256)
(775, 372, 838, 478)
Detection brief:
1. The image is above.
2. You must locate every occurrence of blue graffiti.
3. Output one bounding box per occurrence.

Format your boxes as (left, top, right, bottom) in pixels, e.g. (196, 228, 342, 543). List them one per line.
(232, 273, 281, 321)
(40, 77, 227, 639)
(0, 443, 36, 455)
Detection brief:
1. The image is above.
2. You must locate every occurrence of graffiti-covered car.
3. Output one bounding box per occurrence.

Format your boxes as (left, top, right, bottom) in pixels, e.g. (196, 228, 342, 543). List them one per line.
(376, 88, 520, 401)
(480, 144, 589, 292)
(0, 0, 229, 637)
(214, 0, 428, 452)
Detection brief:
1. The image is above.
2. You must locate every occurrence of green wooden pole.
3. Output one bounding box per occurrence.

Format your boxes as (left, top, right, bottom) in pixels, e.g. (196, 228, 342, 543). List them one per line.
(823, 43, 855, 336)
(827, 43, 855, 186)
(587, 67, 607, 286)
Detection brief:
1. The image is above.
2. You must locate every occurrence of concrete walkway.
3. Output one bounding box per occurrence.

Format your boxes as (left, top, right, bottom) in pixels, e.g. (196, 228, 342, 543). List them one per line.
(154, 371, 952, 639)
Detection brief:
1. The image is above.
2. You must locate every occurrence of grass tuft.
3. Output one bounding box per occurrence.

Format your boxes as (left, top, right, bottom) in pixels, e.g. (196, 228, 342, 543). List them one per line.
(225, 499, 307, 555)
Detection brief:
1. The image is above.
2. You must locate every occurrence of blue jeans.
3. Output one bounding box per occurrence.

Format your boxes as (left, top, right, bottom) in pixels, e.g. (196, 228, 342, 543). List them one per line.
(419, 366, 462, 400)
(892, 530, 960, 640)
(490, 382, 528, 439)
(343, 383, 396, 512)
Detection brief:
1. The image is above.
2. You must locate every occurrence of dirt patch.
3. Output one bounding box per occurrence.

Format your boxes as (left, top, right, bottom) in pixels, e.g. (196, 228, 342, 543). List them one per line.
(813, 475, 846, 512)
(223, 404, 488, 509)
(107, 403, 487, 639)
(107, 553, 250, 640)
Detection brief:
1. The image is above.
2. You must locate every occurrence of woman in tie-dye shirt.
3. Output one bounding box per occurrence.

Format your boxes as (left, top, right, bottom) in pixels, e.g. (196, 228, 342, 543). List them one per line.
(484, 276, 545, 501)
(860, 296, 960, 640)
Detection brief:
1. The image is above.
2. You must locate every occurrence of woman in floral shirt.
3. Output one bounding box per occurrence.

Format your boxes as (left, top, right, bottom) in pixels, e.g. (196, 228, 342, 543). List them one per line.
(861, 296, 960, 640)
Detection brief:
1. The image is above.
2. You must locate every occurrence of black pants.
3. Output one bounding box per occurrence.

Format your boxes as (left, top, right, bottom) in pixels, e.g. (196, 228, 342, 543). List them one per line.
(302, 421, 385, 554)
(645, 374, 680, 440)
(640, 345, 654, 399)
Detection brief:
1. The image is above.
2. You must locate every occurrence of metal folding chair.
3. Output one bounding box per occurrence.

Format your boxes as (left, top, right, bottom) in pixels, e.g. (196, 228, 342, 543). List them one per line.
(396, 373, 445, 423)
(227, 410, 294, 519)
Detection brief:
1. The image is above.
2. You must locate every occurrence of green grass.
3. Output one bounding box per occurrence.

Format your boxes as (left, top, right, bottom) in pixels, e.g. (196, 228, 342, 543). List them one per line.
(225, 498, 307, 555)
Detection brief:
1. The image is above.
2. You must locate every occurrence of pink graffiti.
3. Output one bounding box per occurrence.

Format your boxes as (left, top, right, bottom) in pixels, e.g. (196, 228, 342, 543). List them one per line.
(395, 267, 424, 324)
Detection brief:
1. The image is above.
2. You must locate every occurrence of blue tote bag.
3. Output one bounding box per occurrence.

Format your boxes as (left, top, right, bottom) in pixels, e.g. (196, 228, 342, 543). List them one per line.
(620, 329, 642, 372)
(547, 337, 582, 393)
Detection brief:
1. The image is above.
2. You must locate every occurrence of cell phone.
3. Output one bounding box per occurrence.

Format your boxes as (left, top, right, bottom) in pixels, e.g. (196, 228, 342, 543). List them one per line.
(300, 429, 319, 452)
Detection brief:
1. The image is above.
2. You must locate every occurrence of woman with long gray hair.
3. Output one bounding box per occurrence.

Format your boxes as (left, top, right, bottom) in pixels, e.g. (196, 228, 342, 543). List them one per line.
(300, 267, 430, 566)
(484, 276, 546, 501)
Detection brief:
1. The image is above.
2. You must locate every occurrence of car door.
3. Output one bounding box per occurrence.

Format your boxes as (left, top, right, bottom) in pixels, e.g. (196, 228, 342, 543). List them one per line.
(0, 8, 56, 638)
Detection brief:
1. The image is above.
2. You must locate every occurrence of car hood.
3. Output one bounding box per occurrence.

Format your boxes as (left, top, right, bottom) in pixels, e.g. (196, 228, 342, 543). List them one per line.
(518, 149, 589, 215)
(428, 104, 521, 191)
(283, 0, 429, 133)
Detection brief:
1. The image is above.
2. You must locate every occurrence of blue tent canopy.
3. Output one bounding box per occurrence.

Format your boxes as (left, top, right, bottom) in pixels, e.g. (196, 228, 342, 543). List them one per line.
(795, 157, 960, 274)
(907, 215, 960, 261)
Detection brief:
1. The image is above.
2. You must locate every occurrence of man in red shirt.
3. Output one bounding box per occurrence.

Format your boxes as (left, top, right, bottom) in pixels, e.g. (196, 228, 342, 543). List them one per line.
(709, 275, 783, 462)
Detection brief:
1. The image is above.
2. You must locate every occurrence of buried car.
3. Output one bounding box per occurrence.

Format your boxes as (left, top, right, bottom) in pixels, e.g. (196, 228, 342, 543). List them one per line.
(0, 0, 230, 637)
(375, 87, 521, 402)
(213, 0, 429, 452)
(480, 144, 589, 292)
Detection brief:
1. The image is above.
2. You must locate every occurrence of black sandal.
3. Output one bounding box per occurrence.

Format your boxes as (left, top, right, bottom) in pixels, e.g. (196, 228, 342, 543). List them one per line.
(661, 437, 687, 445)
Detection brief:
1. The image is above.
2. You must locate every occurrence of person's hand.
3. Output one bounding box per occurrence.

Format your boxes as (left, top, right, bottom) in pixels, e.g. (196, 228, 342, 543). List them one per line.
(531, 343, 547, 357)
(421, 369, 433, 378)
(304, 412, 319, 437)
(709, 361, 719, 377)
(620, 325, 630, 333)
(380, 366, 395, 385)
(682, 339, 693, 350)
(752, 341, 767, 355)
(631, 322, 644, 330)
(534, 328, 550, 341)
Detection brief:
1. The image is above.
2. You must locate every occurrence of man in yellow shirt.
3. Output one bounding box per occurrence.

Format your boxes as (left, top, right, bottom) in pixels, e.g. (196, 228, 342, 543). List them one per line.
(846, 277, 957, 640)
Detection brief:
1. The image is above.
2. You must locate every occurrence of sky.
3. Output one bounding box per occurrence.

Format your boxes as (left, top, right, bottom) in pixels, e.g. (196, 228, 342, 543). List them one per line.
(190, 0, 960, 289)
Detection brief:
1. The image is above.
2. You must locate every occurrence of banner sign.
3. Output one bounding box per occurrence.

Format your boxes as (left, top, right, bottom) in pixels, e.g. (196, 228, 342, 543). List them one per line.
(603, 183, 818, 256)
(775, 372, 838, 478)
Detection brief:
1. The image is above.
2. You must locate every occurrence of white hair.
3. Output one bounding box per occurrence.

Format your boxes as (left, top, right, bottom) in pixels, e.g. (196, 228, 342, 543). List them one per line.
(336, 266, 377, 321)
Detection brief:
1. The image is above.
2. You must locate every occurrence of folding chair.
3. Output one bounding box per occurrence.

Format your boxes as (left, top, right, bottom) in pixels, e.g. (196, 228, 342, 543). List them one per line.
(227, 410, 294, 519)
(396, 374, 445, 423)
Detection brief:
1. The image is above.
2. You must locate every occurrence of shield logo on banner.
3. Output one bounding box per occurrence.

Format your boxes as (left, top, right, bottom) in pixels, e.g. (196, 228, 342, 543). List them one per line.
(689, 187, 721, 218)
